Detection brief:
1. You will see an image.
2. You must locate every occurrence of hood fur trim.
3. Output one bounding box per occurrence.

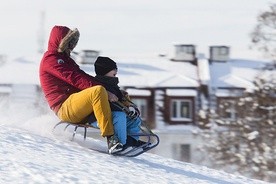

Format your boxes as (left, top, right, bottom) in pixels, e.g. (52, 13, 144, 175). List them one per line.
(58, 28, 80, 53)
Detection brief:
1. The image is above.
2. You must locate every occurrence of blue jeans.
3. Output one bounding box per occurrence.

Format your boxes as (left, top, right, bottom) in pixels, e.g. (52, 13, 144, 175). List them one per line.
(91, 111, 141, 145)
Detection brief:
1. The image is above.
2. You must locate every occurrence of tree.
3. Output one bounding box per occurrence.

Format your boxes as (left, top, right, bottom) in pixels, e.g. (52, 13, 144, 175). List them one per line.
(250, 3, 276, 62)
(198, 66, 276, 182)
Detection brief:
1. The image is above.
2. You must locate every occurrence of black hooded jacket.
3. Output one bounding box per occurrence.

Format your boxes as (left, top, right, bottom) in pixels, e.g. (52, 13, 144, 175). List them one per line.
(95, 75, 124, 111)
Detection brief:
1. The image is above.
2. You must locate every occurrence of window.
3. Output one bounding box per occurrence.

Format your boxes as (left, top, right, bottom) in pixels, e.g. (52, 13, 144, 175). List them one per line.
(131, 99, 147, 120)
(170, 99, 192, 121)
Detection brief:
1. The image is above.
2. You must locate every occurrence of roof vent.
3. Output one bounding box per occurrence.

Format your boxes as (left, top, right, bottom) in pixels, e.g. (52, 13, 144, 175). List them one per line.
(171, 44, 196, 62)
(74, 50, 100, 64)
(209, 46, 230, 62)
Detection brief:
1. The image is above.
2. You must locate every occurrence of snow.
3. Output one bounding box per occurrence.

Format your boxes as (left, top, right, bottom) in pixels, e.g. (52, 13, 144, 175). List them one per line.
(210, 59, 270, 90)
(166, 89, 197, 97)
(115, 58, 199, 88)
(247, 131, 259, 141)
(126, 88, 151, 96)
(0, 86, 12, 93)
(0, 113, 269, 184)
(197, 58, 211, 84)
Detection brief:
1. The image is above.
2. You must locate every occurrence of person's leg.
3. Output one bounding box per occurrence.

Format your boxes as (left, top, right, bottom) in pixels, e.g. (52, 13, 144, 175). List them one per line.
(112, 111, 127, 145)
(126, 117, 141, 140)
(126, 117, 149, 147)
(57, 85, 113, 137)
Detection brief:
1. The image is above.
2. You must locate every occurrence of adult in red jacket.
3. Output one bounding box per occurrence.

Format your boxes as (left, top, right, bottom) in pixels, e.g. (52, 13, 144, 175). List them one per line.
(39, 25, 123, 154)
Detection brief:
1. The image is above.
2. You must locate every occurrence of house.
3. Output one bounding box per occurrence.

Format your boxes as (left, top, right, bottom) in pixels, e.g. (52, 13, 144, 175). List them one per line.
(208, 46, 271, 121)
(77, 45, 205, 162)
(86, 45, 270, 162)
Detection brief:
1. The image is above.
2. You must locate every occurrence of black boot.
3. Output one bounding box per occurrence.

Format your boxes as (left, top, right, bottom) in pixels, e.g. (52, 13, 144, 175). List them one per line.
(126, 136, 148, 147)
(107, 135, 123, 154)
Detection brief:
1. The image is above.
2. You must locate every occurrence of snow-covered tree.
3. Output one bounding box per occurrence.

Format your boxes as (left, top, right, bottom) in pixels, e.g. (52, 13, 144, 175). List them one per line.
(250, 3, 276, 61)
(198, 65, 276, 182)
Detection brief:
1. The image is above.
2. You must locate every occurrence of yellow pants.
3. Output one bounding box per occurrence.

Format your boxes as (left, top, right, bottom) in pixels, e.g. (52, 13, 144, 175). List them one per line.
(57, 85, 114, 137)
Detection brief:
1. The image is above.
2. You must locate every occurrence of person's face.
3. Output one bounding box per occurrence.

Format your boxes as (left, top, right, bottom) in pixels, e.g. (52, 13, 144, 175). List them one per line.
(68, 37, 79, 51)
(105, 69, 117, 77)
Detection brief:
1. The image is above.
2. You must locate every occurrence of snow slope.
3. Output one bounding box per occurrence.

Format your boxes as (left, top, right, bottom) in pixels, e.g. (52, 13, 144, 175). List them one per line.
(0, 114, 269, 184)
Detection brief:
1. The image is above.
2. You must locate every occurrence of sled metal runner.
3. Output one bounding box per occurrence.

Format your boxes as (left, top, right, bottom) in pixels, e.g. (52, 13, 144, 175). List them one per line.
(53, 121, 94, 140)
(113, 132, 159, 157)
(53, 120, 160, 157)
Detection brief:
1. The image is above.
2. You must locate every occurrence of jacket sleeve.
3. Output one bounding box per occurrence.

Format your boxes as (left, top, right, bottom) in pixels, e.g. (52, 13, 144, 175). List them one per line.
(43, 54, 101, 90)
(121, 92, 131, 107)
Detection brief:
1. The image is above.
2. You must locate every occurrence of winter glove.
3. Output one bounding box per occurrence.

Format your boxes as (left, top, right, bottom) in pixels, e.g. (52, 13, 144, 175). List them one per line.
(127, 106, 140, 119)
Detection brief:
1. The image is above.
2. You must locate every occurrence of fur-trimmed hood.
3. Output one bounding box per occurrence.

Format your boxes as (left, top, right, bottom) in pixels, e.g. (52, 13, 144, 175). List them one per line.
(47, 25, 80, 53)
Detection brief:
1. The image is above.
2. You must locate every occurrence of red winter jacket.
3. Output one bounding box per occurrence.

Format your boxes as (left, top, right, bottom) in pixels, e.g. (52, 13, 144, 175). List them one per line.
(39, 26, 100, 113)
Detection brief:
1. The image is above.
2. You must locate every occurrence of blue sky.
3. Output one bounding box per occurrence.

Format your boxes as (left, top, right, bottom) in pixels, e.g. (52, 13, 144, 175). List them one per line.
(0, 0, 272, 60)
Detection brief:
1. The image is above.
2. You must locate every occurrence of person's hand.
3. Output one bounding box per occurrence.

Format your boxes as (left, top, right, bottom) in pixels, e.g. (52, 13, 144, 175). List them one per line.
(127, 106, 140, 119)
(107, 91, 118, 102)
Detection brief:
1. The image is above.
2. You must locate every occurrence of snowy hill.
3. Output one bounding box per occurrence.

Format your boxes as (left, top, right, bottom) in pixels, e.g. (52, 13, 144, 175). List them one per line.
(0, 114, 269, 184)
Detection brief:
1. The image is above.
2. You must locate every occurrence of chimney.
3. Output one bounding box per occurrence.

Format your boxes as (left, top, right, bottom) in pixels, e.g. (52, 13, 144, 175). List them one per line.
(171, 44, 196, 63)
(209, 46, 230, 63)
(75, 50, 100, 64)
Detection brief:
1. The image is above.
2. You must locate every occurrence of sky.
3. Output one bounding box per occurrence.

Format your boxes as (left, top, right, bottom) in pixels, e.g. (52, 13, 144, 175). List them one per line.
(0, 110, 270, 183)
(0, 0, 273, 60)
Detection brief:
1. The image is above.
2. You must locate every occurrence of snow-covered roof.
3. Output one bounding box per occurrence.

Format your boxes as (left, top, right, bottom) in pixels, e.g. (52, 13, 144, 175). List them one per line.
(0, 55, 199, 88)
(83, 57, 199, 88)
(0, 86, 12, 93)
(210, 59, 271, 90)
(166, 89, 197, 96)
(0, 54, 271, 93)
(215, 89, 244, 97)
(126, 88, 151, 96)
